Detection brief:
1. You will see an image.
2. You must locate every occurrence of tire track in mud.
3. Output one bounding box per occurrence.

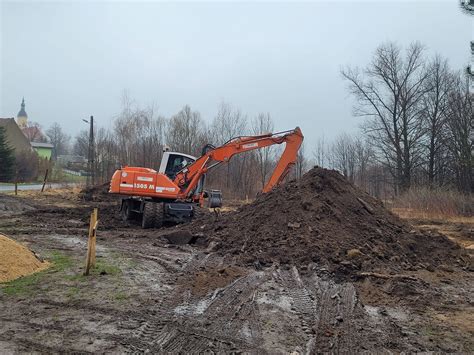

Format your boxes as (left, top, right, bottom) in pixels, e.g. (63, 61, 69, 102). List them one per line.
(1, 319, 122, 353)
(275, 267, 318, 353)
(201, 271, 267, 346)
(14, 338, 95, 355)
(122, 253, 268, 353)
(275, 267, 360, 353)
(33, 299, 159, 320)
(308, 276, 358, 353)
(121, 252, 213, 353)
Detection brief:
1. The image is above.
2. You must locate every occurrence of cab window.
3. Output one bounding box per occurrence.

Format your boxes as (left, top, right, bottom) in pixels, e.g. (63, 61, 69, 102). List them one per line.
(165, 154, 193, 179)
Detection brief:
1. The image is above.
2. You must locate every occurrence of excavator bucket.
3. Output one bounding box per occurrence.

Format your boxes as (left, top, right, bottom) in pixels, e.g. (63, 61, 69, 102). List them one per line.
(162, 230, 195, 245)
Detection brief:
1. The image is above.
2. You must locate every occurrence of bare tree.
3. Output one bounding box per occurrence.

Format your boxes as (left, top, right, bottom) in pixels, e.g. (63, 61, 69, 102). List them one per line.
(312, 135, 327, 167)
(94, 127, 119, 183)
(329, 133, 357, 183)
(294, 142, 308, 180)
(353, 137, 374, 190)
(113, 92, 165, 170)
(446, 74, 473, 192)
(211, 102, 248, 193)
(342, 42, 429, 194)
(22, 121, 47, 143)
(46, 122, 70, 159)
(167, 105, 207, 156)
(251, 112, 275, 189)
(211, 102, 247, 144)
(73, 129, 89, 157)
(420, 56, 454, 187)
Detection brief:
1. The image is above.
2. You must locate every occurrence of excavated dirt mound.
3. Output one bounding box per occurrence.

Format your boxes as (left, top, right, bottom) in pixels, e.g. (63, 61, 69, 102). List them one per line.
(0, 234, 50, 282)
(196, 167, 468, 281)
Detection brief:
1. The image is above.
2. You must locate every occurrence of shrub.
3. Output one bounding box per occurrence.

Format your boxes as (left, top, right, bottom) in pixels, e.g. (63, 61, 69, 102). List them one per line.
(15, 149, 39, 182)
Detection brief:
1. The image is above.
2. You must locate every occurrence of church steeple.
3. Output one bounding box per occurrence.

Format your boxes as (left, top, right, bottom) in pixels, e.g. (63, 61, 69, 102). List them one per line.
(17, 97, 28, 128)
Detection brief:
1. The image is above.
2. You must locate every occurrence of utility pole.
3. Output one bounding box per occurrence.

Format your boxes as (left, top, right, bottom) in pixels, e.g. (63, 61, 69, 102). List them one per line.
(83, 116, 95, 188)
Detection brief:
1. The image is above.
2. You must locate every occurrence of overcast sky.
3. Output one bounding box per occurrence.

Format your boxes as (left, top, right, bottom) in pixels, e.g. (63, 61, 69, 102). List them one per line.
(1, 1, 472, 149)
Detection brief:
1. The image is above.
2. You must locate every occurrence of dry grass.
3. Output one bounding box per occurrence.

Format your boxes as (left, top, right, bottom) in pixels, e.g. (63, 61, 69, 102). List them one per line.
(391, 187, 473, 219)
(15, 186, 83, 198)
(391, 189, 474, 251)
(10, 187, 85, 208)
(392, 208, 474, 224)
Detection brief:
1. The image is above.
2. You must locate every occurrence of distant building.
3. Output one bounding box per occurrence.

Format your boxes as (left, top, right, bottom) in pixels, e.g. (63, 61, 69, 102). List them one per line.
(9, 98, 54, 159)
(17, 98, 28, 129)
(0, 117, 53, 160)
(16, 98, 48, 142)
(0, 118, 33, 155)
(31, 142, 54, 160)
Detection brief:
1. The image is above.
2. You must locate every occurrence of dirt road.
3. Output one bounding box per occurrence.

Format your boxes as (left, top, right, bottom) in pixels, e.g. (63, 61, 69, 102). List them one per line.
(0, 188, 472, 353)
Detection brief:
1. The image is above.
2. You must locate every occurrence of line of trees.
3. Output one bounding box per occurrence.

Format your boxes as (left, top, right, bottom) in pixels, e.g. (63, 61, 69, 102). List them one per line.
(341, 42, 473, 194)
(70, 93, 286, 199)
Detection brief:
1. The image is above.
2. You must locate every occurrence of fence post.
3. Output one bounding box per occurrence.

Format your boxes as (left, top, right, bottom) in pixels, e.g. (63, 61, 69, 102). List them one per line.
(41, 169, 49, 193)
(84, 208, 98, 276)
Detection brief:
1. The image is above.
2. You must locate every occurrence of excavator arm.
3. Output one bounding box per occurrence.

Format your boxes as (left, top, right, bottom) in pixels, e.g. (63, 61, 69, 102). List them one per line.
(174, 126, 304, 199)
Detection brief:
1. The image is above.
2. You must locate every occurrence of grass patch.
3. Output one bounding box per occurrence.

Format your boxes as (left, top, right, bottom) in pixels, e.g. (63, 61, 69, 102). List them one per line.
(2, 271, 45, 296)
(65, 257, 122, 281)
(1, 251, 74, 296)
(66, 286, 80, 298)
(92, 258, 122, 276)
(49, 251, 74, 272)
(114, 291, 129, 301)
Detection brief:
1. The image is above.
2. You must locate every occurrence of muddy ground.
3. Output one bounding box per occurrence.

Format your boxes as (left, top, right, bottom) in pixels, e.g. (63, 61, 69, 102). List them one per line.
(0, 187, 473, 353)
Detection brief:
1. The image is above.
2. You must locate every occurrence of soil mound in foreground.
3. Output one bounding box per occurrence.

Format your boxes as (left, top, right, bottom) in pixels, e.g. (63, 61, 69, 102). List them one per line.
(201, 168, 468, 280)
(0, 234, 50, 283)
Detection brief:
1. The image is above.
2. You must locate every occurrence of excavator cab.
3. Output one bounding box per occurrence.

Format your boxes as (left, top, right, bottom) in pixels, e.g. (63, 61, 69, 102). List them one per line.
(159, 152, 196, 180)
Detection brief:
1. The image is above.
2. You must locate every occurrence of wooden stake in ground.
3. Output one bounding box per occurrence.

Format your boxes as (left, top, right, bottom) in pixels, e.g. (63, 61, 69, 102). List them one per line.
(84, 208, 98, 276)
(41, 169, 49, 193)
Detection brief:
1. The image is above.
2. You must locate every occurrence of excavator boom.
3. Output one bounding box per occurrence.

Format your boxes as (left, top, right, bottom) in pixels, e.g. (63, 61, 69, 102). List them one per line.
(174, 127, 304, 197)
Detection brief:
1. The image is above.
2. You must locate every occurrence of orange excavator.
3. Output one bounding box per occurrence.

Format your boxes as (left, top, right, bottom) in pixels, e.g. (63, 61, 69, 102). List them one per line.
(109, 127, 303, 228)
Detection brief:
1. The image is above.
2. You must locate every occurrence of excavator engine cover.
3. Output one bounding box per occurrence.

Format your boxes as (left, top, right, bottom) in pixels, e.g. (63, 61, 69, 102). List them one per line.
(208, 190, 223, 208)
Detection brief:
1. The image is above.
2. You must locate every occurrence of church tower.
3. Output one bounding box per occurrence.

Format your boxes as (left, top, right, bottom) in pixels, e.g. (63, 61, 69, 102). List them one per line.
(17, 97, 28, 128)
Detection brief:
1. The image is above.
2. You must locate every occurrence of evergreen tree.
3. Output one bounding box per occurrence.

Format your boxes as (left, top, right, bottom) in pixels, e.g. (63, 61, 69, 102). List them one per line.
(0, 126, 15, 181)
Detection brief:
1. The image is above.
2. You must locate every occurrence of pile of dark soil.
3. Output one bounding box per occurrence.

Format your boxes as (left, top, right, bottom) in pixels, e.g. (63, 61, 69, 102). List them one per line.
(79, 182, 114, 202)
(196, 168, 469, 281)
